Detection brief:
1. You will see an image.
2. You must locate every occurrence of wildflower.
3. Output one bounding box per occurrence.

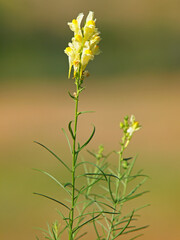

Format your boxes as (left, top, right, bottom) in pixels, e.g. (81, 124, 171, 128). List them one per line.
(64, 11, 101, 78)
(127, 115, 141, 137)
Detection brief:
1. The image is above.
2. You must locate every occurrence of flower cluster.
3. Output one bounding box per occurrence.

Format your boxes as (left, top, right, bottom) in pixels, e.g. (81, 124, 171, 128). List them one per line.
(64, 11, 101, 78)
(120, 115, 141, 137)
(120, 115, 141, 148)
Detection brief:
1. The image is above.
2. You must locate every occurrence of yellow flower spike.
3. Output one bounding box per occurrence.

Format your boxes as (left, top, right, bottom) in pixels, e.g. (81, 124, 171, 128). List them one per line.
(65, 11, 101, 78)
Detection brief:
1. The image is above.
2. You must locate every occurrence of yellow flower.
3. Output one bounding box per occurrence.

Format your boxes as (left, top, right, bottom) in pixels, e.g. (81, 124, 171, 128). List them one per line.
(64, 11, 101, 78)
(84, 11, 97, 41)
(64, 46, 75, 78)
(127, 115, 141, 136)
(68, 13, 84, 36)
(81, 49, 94, 71)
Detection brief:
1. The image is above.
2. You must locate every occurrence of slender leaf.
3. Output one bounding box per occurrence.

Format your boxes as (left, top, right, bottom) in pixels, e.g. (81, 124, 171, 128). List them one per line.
(82, 172, 120, 180)
(68, 120, 75, 140)
(62, 128, 72, 153)
(129, 234, 144, 240)
(77, 111, 95, 115)
(56, 209, 69, 225)
(122, 225, 149, 235)
(68, 91, 76, 100)
(124, 178, 148, 200)
(112, 211, 134, 239)
(73, 213, 101, 233)
(33, 169, 71, 196)
(76, 161, 107, 181)
(75, 232, 88, 240)
(108, 176, 116, 203)
(33, 192, 70, 210)
(77, 125, 95, 152)
(93, 215, 101, 239)
(123, 157, 133, 161)
(125, 191, 149, 202)
(34, 141, 71, 172)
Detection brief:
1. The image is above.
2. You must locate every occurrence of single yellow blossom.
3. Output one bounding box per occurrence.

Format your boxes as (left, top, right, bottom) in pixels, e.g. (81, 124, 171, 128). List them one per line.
(127, 115, 141, 136)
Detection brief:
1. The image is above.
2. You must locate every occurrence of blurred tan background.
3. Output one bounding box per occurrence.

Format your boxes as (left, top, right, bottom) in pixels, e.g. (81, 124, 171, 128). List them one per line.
(0, 0, 180, 239)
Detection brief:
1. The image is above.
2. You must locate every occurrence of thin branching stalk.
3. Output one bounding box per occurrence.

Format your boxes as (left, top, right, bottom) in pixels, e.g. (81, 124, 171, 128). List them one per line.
(69, 74, 80, 240)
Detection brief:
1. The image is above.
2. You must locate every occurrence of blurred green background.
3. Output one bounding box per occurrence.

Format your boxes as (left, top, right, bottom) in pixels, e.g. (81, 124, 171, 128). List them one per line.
(0, 0, 180, 239)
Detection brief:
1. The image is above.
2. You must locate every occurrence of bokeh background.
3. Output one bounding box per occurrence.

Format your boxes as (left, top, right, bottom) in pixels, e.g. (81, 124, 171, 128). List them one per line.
(1, 0, 180, 239)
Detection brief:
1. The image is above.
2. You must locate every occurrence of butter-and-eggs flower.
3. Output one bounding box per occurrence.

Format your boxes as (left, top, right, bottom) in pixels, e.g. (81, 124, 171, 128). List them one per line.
(64, 11, 101, 78)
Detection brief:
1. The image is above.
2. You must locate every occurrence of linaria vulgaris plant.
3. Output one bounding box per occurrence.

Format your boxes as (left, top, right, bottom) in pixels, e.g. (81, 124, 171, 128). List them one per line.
(34, 11, 149, 240)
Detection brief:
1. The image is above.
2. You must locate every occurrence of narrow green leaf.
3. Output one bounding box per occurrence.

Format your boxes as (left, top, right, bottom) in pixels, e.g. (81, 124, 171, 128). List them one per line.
(77, 111, 95, 116)
(68, 121, 75, 140)
(36, 236, 40, 240)
(108, 176, 116, 203)
(77, 125, 95, 152)
(35, 227, 49, 235)
(56, 209, 69, 225)
(87, 149, 97, 158)
(73, 214, 101, 233)
(82, 172, 120, 180)
(76, 161, 107, 181)
(125, 178, 148, 199)
(125, 191, 149, 202)
(33, 192, 70, 210)
(82, 158, 90, 186)
(129, 234, 144, 240)
(52, 228, 57, 240)
(68, 91, 76, 100)
(133, 204, 151, 213)
(112, 211, 134, 239)
(62, 128, 72, 153)
(92, 212, 101, 239)
(123, 225, 149, 235)
(75, 210, 119, 221)
(123, 157, 133, 161)
(75, 232, 87, 240)
(60, 224, 68, 235)
(44, 237, 52, 240)
(34, 141, 71, 172)
(127, 155, 137, 177)
(33, 169, 71, 196)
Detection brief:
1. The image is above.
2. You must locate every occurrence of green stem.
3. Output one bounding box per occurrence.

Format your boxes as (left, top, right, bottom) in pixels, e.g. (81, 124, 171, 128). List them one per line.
(69, 78, 80, 240)
(107, 145, 125, 240)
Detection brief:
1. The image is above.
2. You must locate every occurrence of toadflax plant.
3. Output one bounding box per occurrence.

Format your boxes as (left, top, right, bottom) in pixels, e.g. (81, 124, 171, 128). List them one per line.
(34, 11, 149, 240)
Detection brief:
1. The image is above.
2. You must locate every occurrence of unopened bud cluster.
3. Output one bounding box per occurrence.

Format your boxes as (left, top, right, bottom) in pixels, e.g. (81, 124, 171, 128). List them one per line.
(64, 11, 101, 79)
